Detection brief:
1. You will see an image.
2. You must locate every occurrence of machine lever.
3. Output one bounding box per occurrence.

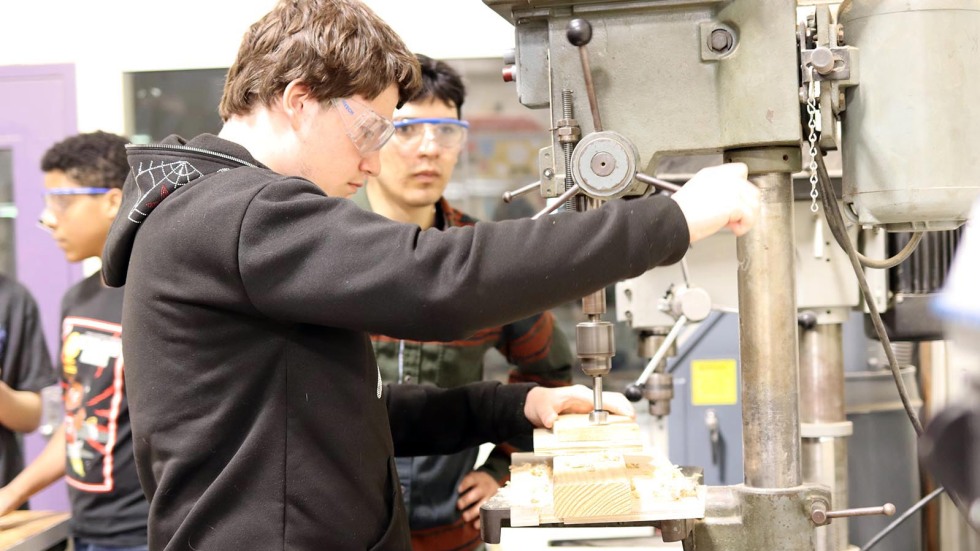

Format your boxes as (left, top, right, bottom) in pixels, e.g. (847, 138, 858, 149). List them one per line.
(810, 502, 896, 525)
(502, 181, 541, 203)
(631, 315, 688, 389)
(566, 18, 603, 133)
(531, 184, 581, 220)
(635, 172, 682, 194)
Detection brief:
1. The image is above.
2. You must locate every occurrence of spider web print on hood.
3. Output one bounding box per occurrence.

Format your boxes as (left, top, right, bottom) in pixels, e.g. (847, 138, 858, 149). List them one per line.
(101, 134, 262, 287)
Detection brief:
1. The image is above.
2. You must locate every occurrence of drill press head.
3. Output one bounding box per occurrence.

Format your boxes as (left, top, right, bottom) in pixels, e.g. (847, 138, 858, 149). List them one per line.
(576, 320, 615, 423)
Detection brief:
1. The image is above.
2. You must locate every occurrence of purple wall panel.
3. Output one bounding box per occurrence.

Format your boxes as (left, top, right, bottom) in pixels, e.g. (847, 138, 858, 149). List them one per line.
(0, 63, 82, 512)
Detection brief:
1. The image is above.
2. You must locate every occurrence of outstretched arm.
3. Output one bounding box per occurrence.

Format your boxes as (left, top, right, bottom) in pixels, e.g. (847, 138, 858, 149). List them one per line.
(0, 424, 66, 515)
(0, 382, 43, 433)
(387, 382, 633, 456)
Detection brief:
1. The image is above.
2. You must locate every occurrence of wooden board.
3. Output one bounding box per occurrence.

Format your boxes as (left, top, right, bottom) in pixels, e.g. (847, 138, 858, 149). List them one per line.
(0, 510, 70, 550)
(504, 452, 705, 526)
(552, 414, 640, 442)
(552, 451, 632, 519)
(533, 414, 645, 455)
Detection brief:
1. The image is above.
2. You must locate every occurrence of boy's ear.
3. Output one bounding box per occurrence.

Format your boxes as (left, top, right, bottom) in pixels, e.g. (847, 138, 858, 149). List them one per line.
(104, 188, 123, 218)
(282, 80, 315, 130)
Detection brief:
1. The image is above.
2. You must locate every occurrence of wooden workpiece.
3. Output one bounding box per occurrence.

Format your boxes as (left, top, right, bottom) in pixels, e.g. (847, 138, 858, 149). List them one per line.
(533, 413, 645, 455)
(553, 451, 632, 518)
(505, 413, 704, 526)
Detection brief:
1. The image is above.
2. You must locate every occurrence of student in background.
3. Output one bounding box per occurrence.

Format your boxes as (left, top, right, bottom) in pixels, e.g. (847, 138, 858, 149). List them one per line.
(0, 131, 148, 551)
(354, 53, 573, 550)
(0, 274, 56, 498)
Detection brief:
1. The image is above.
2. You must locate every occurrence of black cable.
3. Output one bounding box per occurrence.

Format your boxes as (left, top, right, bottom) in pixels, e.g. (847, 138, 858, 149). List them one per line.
(860, 487, 945, 551)
(813, 148, 925, 436)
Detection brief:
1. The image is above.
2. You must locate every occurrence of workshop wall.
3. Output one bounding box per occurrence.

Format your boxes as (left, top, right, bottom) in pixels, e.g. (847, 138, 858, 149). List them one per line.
(0, 0, 515, 135)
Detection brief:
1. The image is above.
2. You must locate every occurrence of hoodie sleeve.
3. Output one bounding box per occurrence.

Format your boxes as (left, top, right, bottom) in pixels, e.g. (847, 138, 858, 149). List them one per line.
(238, 178, 689, 341)
(385, 381, 536, 457)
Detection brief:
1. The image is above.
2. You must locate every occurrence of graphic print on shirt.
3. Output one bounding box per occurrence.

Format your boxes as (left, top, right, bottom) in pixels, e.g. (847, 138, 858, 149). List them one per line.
(61, 317, 124, 493)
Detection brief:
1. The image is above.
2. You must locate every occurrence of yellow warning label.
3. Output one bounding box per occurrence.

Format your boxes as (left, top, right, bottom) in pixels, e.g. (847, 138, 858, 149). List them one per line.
(691, 359, 738, 405)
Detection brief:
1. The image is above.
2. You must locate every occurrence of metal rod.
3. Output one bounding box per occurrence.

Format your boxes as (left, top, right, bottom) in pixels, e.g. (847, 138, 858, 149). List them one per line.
(633, 315, 687, 386)
(502, 181, 540, 203)
(635, 172, 682, 193)
(826, 504, 896, 519)
(738, 171, 802, 489)
(593, 375, 604, 411)
(531, 185, 580, 220)
(799, 324, 845, 423)
(799, 322, 848, 551)
(577, 47, 603, 132)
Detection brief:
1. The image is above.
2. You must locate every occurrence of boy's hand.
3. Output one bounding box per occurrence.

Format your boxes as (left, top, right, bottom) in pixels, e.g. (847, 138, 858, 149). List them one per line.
(670, 162, 760, 242)
(457, 470, 500, 530)
(524, 385, 635, 429)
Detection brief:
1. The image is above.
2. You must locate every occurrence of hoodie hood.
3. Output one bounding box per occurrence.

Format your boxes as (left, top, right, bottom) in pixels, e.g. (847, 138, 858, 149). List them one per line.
(101, 134, 263, 287)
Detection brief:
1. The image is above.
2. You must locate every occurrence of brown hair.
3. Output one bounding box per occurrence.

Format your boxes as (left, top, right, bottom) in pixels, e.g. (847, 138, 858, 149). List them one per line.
(219, 0, 421, 121)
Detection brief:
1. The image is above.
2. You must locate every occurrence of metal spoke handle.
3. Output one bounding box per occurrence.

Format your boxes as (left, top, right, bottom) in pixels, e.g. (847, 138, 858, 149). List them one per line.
(633, 315, 688, 387)
(502, 181, 541, 203)
(531, 184, 581, 220)
(811, 502, 896, 525)
(635, 172, 682, 194)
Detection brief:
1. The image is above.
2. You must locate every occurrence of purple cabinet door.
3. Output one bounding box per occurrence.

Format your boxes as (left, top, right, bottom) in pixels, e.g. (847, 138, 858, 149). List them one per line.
(0, 63, 82, 512)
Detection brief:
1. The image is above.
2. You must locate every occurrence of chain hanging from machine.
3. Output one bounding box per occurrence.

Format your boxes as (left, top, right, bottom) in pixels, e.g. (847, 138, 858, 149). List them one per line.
(798, 6, 859, 213)
(806, 72, 821, 213)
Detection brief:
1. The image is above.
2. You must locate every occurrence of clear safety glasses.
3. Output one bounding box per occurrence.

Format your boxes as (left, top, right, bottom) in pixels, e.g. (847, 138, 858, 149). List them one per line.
(43, 187, 112, 215)
(37, 187, 112, 232)
(391, 118, 469, 149)
(331, 98, 396, 156)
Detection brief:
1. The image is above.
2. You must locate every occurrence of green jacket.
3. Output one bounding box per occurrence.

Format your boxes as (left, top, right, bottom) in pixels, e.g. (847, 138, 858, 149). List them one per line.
(352, 188, 574, 530)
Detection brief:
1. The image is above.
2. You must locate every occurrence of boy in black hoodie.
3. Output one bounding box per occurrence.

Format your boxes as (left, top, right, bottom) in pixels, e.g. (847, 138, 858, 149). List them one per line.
(100, 1, 760, 550)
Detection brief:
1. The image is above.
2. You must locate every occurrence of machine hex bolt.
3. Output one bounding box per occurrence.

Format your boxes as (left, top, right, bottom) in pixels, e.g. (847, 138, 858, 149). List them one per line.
(709, 29, 734, 53)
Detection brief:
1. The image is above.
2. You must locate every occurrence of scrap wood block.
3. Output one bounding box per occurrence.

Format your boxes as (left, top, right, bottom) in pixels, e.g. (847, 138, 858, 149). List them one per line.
(506, 458, 554, 527)
(534, 413, 644, 455)
(552, 451, 632, 519)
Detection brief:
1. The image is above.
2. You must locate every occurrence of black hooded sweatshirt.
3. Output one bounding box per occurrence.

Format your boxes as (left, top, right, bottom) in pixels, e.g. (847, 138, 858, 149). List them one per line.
(101, 134, 690, 550)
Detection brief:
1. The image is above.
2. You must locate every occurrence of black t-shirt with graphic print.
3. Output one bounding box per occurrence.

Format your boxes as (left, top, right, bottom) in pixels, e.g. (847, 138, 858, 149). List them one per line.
(0, 275, 56, 490)
(59, 273, 147, 546)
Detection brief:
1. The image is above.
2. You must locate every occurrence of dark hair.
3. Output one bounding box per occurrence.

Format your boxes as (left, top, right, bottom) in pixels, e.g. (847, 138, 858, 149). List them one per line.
(40, 131, 130, 190)
(414, 54, 466, 118)
(219, 0, 421, 121)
